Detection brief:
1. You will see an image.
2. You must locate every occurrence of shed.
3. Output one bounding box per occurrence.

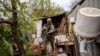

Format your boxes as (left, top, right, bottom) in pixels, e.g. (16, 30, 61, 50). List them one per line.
(39, 12, 67, 28)
(38, 11, 79, 56)
(35, 12, 68, 38)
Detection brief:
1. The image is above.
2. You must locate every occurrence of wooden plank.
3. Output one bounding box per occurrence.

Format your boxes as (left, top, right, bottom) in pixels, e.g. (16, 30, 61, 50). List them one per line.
(56, 41, 74, 46)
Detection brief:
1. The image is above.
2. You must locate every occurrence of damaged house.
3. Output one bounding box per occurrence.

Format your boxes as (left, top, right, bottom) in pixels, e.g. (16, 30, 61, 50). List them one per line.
(68, 0, 100, 56)
(35, 12, 77, 56)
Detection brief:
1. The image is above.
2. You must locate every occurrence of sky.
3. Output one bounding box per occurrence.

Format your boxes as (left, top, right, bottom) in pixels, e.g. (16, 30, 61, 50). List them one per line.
(51, 0, 74, 11)
(20, 0, 78, 11)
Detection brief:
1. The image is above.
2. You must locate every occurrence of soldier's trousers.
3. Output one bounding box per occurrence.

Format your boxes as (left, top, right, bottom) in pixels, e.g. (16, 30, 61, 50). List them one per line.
(46, 36, 54, 51)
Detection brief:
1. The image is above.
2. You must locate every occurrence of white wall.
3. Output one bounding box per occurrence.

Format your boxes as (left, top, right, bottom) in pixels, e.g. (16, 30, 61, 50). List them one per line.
(36, 20, 42, 38)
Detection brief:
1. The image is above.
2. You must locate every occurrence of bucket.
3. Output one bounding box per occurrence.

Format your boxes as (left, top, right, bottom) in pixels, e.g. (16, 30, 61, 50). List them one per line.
(74, 7, 100, 38)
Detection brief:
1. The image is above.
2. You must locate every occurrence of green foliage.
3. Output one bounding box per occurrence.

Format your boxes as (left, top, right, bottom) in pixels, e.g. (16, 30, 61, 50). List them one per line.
(28, 0, 64, 18)
(0, 24, 14, 56)
(0, 42, 11, 56)
(0, 0, 64, 55)
(25, 44, 33, 56)
(0, 24, 14, 43)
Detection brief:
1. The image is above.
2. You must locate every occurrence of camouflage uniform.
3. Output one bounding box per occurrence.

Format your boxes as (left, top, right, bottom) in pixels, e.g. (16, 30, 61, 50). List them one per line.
(43, 20, 55, 51)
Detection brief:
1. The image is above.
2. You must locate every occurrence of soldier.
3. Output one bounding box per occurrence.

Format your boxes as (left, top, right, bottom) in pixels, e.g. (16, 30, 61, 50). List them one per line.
(42, 18, 55, 52)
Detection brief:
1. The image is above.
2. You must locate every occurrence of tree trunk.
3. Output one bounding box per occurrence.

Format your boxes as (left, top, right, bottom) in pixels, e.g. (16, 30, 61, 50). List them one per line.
(11, 25, 25, 56)
(11, 0, 25, 56)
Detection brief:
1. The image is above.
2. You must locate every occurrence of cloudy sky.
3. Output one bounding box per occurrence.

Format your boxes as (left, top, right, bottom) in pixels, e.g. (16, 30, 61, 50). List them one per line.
(51, 0, 75, 11)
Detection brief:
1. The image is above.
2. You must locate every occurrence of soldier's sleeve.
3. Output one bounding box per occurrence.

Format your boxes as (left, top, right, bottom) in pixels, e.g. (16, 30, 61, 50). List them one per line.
(42, 24, 47, 30)
(48, 24, 54, 34)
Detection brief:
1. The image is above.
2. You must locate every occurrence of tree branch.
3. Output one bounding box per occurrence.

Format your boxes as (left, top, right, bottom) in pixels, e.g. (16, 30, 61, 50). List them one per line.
(0, 18, 12, 24)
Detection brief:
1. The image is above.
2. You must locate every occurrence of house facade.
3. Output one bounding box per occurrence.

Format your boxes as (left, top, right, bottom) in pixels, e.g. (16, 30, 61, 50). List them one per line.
(68, 0, 100, 56)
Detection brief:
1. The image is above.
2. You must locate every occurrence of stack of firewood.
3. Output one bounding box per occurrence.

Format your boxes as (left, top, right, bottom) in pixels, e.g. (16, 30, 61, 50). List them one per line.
(58, 17, 68, 35)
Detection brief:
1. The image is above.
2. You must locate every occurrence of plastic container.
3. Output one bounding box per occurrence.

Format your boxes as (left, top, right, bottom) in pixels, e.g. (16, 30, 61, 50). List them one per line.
(74, 7, 100, 38)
